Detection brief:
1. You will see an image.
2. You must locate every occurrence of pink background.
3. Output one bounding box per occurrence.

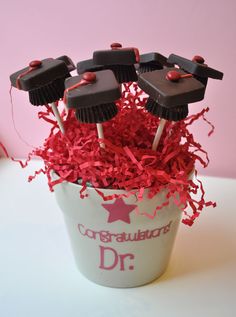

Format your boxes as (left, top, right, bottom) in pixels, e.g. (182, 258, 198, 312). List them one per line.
(1, 0, 235, 178)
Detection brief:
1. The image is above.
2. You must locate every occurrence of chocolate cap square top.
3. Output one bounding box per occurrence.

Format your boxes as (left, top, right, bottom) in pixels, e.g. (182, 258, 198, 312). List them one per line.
(65, 70, 121, 109)
(138, 67, 205, 108)
(77, 59, 104, 74)
(56, 55, 76, 72)
(140, 52, 173, 67)
(168, 54, 223, 79)
(93, 49, 136, 66)
(10, 58, 69, 91)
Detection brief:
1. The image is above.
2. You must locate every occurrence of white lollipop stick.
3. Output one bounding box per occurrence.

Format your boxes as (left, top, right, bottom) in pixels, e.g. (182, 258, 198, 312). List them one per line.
(50, 102, 65, 134)
(152, 119, 167, 151)
(96, 123, 105, 149)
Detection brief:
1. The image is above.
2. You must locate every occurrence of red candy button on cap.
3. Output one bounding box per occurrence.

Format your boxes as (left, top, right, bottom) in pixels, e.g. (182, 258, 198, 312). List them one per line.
(111, 42, 122, 49)
(166, 70, 181, 82)
(83, 72, 96, 82)
(29, 60, 42, 68)
(192, 55, 205, 64)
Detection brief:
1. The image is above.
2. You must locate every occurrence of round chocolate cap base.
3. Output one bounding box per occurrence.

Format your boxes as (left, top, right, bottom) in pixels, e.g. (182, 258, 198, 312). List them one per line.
(29, 75, 69, 106)
(138, 63, 163, 74)
(76, 102, 118, 123)
(145, 98, 189, 121)
(108, 65, 138, 83)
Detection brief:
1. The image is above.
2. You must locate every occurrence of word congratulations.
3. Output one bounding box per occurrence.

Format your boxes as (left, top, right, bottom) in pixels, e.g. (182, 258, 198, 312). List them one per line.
(77, 221, 172, 243)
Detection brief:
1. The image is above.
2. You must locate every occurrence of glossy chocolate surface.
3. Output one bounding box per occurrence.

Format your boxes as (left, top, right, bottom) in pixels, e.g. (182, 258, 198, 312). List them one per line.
(138, 67, 205, 107)
(77, 59, 104, 74)
(168, 54, 223, 79)
(140, 52, 173, 67)
(65, 70, 121, 108)
(56, 55, 76, 72)
(10, 58, 68, 91)
(93, 49, 136, 65)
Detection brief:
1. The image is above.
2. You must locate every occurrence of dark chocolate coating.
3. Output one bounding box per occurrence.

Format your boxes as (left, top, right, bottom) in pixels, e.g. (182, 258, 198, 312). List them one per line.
(138, 52, 174, 74)
(138, 63, 163, 74)
(108, 64, 138, 83)
(29, 76, 66, 106)
(77, 59, 137, 84)
(195, 76, 208, 87)
(138, 67, 205, 108)
(93, 49, 136, 65)
(146, 98, 188, 121)
(65, 70, 121, 109)
(76, 102, 118, 123)
(56, 55, 76, 72)
(168, 54, 223, 79)
(77, 59, 105, 75)
(10, 58, 69, 91)
(140, 52, 173, 67)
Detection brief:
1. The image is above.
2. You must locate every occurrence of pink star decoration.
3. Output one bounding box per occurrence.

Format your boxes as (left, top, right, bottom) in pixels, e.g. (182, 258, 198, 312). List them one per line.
(102, 198, 137, 224)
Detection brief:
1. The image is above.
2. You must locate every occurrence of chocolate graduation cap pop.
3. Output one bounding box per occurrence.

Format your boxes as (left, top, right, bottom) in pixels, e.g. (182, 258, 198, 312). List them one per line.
(10, 58, 73, 134)
(93, 43, 139, 83)
(138, 52, 173, 74)
(77, 59, 104, 75)
(138, 67, 205, 150)
(167, 54, 223, 86)
(64, 70, 121, 148)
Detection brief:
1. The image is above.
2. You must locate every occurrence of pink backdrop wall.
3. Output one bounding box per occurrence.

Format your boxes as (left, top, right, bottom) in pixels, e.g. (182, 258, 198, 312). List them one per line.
(1, 0, 235, 178)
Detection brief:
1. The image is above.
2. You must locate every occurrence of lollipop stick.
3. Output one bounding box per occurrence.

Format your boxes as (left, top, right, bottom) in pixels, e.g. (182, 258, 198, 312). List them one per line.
(152, 119, 167, 151)
(50, 102, 65, 134)
(96, 123, 105, 149)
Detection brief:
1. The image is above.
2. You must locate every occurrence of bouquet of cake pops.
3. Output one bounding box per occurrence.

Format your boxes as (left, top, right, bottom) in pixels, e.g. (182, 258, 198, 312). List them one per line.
(10, 43, 223, 226)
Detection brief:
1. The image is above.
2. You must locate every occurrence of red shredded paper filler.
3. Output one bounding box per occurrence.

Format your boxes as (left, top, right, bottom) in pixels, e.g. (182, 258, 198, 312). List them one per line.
(13, 83, 216, 226)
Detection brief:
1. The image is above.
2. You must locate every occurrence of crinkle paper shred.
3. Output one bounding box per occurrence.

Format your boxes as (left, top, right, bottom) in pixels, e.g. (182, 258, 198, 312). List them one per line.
(15, 83, 216, 226)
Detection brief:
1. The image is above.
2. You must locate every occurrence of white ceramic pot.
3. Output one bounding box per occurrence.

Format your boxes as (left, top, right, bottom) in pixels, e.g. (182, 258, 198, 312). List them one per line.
(53, 173, 184, 288)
